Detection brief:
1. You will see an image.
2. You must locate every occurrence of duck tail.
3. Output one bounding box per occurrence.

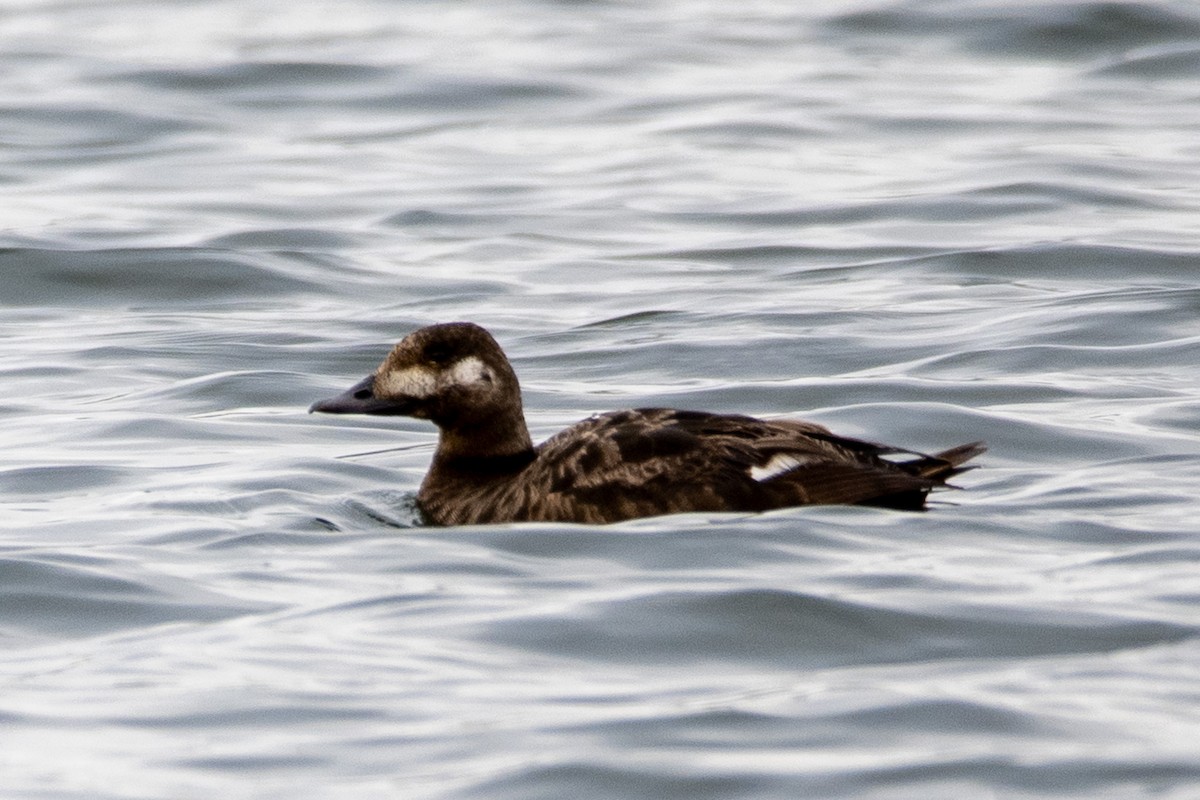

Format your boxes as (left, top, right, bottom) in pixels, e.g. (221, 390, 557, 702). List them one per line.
(906, 441, 988, 483)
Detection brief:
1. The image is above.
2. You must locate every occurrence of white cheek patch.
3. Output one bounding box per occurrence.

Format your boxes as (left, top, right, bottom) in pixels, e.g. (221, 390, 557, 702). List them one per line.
(750, 453, 816, 483)
(443, 356, 490, 388)
(377, 365, 438, 399)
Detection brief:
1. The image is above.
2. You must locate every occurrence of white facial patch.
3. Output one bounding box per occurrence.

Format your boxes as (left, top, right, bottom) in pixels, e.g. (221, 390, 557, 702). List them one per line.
(750, 453, 815, 483)
(443, 356, 490, 388)
(376, 356, 492, 399)
(377, 365, 438, 399)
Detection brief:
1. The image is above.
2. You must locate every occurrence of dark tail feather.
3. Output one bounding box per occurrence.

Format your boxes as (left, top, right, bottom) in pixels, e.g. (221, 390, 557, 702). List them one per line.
(904, 441, 987, 482)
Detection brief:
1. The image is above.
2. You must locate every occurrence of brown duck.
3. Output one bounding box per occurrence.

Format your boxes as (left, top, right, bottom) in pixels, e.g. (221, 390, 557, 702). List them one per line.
(310, 322, 985, 525)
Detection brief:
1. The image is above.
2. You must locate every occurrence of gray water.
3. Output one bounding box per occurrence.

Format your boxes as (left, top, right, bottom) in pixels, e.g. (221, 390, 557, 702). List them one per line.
(3, 1, 1199, 798)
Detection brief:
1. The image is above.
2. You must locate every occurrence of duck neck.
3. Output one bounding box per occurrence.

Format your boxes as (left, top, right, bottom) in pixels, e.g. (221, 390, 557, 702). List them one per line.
(433, 413, 535, 471)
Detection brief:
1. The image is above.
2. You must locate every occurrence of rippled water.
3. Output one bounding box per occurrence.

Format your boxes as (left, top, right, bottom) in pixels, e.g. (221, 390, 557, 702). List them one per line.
(3, 1, 1199, 797)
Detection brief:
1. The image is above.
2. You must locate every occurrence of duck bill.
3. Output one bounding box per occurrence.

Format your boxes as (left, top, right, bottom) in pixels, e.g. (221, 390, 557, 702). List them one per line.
(309, 375, 417, 416)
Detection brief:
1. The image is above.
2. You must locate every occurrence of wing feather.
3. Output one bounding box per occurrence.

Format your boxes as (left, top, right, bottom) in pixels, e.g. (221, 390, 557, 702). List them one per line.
(517, 408, 977, 521)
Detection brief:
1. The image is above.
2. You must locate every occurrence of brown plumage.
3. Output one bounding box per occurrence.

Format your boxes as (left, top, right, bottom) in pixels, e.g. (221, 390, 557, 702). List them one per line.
(310, 322, 985, 526)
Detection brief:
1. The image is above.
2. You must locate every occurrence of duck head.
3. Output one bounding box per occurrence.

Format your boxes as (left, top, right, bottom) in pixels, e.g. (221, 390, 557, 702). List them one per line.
(309, 322, 525, 432)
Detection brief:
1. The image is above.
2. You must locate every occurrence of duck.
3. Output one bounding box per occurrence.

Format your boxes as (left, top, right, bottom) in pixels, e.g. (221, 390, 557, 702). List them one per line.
(310, 322, 985, 526)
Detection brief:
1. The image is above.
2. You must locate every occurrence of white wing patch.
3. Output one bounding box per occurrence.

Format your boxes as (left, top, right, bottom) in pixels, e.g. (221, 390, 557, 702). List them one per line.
(750, 452, 815, 482)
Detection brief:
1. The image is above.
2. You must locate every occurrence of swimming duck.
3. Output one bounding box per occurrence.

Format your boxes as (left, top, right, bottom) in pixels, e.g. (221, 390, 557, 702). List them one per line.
(310, 322, 984, 526)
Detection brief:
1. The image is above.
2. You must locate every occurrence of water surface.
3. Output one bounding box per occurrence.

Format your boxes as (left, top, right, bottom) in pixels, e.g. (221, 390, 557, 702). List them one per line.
(2, 1, 1199, 798)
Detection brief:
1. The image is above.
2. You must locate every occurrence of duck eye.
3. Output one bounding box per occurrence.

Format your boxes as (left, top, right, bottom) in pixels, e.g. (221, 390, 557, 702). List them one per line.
(424, 343, 453, 365)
